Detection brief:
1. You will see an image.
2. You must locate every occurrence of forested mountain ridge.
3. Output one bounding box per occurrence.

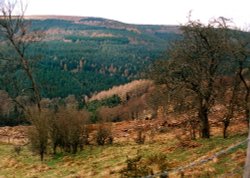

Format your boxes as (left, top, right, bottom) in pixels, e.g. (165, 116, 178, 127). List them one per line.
(0, 16, 180, 98)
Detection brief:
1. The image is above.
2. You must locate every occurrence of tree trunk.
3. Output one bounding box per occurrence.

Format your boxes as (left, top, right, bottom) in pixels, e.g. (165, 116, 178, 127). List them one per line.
(40, 150, 44, 161)
(246, 108, 250, 127)
(223, 120, 229, 138)
(199, 106, 210, 138)
(9, 39, 41, 112)
(222, 71, 240, 139)
(244, 126, 250, 178)
(189, 120, 196, 140)
(240, 59, 249, 176)
(72, 143, 78, 154)
(239, 60, 250, 127)
(53, 144, 57, 155)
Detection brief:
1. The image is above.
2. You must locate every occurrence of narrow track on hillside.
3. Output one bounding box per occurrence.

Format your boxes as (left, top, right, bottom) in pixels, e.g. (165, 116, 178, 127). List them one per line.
(143, 139, 247, 178)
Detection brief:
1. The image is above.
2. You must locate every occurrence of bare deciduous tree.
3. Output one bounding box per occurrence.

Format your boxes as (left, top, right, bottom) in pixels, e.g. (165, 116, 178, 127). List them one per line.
(0, 0, 49, 162)
(151, 17, 238, 138)
(28, 108, 50, 161)
(54, 108, 90, 153)
(218, 76, 241, 138)
(0, 0, 43, 111)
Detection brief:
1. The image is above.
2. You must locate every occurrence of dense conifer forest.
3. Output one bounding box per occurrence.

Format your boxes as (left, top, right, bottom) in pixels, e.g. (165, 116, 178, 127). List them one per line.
(0, 17, 179, 98)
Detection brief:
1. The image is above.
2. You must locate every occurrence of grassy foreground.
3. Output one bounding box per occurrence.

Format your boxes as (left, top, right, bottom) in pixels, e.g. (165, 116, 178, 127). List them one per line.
(0, 128, 247, 178)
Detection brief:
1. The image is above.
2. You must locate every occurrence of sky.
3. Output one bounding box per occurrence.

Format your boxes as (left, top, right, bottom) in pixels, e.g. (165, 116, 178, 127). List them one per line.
(24, 0, 250, 27)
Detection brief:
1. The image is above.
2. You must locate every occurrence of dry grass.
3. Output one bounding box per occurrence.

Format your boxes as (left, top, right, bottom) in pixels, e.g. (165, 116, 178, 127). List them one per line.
(0, 117, 248, 177)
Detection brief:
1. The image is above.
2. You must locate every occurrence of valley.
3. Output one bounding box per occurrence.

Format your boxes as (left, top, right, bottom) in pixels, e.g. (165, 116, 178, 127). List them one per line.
(0, 16, 179, 98)
(1, 2, 250, 177)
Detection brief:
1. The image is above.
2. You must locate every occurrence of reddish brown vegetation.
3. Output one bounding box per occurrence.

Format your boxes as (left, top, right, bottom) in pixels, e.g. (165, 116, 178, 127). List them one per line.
(89, 80, 153, 102)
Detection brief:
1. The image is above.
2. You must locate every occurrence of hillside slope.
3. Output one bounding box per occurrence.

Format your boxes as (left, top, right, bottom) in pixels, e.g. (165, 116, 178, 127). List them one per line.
(0, 116, 247, 177)
(0, 16, 180, 98)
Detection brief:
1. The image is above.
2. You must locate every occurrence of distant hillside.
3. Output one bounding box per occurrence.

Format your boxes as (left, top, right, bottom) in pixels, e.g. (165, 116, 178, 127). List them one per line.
(0, 16, 180, 98)
(25, 15, 180, 33)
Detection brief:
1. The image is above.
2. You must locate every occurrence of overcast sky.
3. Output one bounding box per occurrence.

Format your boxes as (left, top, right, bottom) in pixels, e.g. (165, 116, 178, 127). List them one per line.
(25, 0, 250, 27)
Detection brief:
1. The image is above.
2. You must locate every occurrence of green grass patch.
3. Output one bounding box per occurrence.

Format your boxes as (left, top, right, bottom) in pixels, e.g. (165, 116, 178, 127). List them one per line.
(0, 132, 247, 177)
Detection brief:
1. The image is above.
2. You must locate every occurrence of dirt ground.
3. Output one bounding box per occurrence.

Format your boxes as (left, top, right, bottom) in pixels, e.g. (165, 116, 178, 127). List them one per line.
(0, 109, 247, 146)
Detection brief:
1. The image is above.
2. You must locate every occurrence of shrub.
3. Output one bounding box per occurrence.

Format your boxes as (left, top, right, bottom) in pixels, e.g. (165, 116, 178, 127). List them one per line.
(54, 108, 90, 154)
(13, 145, 22, 155)
(95, 124, 113, 145)
(134, 129, 146, 144)
(27, 108, 50, 161)
(147, 153, 169, 173)
(120, 154, 153, 177)
(120, 152, 169, 178)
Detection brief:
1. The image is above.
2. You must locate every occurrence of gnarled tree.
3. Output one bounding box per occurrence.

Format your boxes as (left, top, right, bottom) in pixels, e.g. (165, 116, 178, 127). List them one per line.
(0, 0, 42, 111)
(0, 0, 48, 161)
(151, 17, 236, 138)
